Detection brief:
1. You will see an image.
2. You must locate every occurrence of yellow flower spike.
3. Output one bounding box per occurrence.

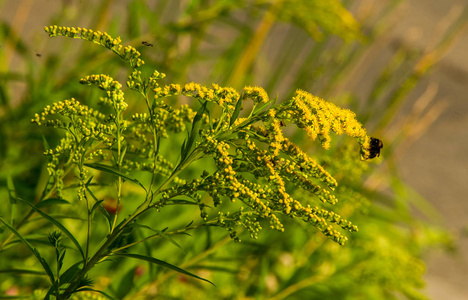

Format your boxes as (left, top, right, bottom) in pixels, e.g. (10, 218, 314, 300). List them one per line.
(243, 86, 269, 104)
(287, 89, 370, 151)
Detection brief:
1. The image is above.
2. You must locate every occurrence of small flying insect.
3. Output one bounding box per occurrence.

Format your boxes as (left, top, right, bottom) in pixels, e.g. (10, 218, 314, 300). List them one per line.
(368, 137, 383, 159)
(35, 53, 42, 57)
(142, 41, 153, 47)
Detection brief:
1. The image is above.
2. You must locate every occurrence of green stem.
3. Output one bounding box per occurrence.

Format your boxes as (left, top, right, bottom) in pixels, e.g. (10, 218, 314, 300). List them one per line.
(111, 110, 123, 234)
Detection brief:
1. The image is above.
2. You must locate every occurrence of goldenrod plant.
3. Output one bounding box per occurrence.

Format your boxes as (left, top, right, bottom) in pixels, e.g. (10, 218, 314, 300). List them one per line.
(0, 25, 377, 298)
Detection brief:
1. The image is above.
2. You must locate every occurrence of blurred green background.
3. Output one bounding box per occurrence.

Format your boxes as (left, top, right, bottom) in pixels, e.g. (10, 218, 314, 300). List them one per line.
(1, 0, 467, 299)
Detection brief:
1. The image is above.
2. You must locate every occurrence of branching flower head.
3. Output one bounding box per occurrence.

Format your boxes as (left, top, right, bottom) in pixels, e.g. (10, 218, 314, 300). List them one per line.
(35, 26, 379, 247)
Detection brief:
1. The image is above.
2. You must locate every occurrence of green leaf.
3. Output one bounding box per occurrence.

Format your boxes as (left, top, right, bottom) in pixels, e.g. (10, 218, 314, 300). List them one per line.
(229, 94, 243, 126)
(6, 171, 17, 225)
(6, 171, 17, 202)
(41, 135, 50, 151)
(113, 253, 214, 285)
(180, 138, 187, 160)
(84, 181, 112, 228)
(90, 200, 105, 215)
(191, 264, 238, 273)
(17, 199, 85, 261)
(0, 217, 55, 284)
(84, 163, 146, 192)
(58, 261, 83, 286)
(0, 269, 47, 276)
(166, 198, 199, 206)
(166, 198, 213, 209)
(181, 101, 207, 161)
(73, 288, 115, 300)
(155, 133, 161, 156)
(58, 249, 66, 271)
(118, 143, 127, 166)
(108, 222, 135, 251)
(252, 95, 277, 115)
(133, 224, 185, 253)
(36, 198, 71, 209)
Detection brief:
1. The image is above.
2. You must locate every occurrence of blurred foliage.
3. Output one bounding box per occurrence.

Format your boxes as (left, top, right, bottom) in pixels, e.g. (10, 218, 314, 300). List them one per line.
(1, 0, 465, 299)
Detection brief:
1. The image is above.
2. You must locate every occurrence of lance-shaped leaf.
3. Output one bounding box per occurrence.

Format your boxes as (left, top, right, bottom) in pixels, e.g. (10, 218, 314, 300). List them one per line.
(229, 93, 243, 126)
(252, 95, 277, 115)
(114, 267, 136, 299)
(37, 198, 71, 209)
(17, 199, 85, 261)
(84, 178, 113, 228)
(0, 269, 47, 276)
(0, 217, 55, 285)
(181, 101, 207, 161)
(74, 288, 115, 300)
(112, 253, 214, 285)
(58, 261, 83, 286)
(84, 163, 146, 192)
(6, 171, 17, 225)
(133, 223, 185, 253)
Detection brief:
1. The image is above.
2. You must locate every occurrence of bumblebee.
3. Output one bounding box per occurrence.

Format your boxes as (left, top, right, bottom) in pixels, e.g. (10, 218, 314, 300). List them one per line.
(367, 137, 383, 159)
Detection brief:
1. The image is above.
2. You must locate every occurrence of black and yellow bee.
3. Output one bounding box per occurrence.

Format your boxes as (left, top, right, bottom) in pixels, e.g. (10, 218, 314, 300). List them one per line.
(367, 137, 383, 159)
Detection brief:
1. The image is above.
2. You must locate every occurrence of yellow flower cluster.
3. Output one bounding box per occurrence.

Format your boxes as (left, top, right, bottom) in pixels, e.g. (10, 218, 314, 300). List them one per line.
(207, 137, 285, 234)
(287, 89, 368, 149)
(31, 98, 106, 127)
(211, 84, 240, 109)
(243, 86, 269, 104)
(131, 103, 196, 142)
(182, 82, 216, 102)
(200, 95, 366, 244)
(80, 75, 128, 111)
(202, 132, 356, 244)
(359, 136, 374, 160)
(281, 138, 338, 189)
(154, 82, 240, 111)
(265, 109, 285, 157)
(44, 25, 144, 68)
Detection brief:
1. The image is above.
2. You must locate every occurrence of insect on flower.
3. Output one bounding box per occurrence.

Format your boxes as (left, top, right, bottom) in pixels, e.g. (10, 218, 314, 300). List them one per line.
(142, 41, 153, 47)
(368, 137, 383, 159)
